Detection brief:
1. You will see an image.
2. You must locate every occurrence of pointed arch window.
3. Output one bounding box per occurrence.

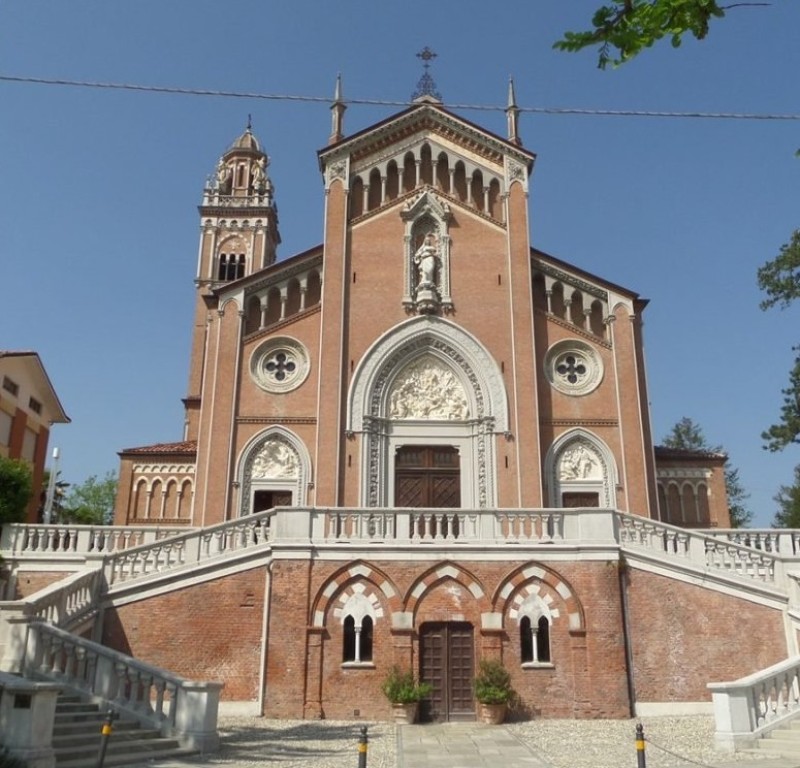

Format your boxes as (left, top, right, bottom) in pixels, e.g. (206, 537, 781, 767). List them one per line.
(520, 614, 552, 666)
(338, 592, 379, 667)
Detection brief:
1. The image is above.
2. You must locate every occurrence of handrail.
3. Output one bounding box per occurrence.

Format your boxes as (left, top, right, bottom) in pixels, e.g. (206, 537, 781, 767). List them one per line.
(709, 656, 800, 749)
(102, 510, 273, 586)
(16, 568, 101, 630)
(700, 528, 800, 557)
(26, 622, 222, 750)
(615, 512, 782, 587)
(0, 523, 191, 557)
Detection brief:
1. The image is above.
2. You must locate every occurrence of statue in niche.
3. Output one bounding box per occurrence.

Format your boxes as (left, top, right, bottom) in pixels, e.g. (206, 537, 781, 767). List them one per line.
(251, 156, 267, 192)
(414, 232, 439, 288)
(215, 159, 232, 194)
(251, 440, 299, 479)
(389, 357, 469, 420)
(559, 442, 601, 481)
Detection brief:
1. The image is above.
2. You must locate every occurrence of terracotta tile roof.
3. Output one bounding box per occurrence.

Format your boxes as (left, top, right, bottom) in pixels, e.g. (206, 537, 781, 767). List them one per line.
(654, 445, 727, 461)
(120, 440, 197, 455)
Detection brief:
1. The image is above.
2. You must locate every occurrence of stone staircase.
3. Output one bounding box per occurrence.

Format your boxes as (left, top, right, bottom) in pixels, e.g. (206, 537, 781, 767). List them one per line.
(53, 693, 195, 768)
(751, 717, 800, 760)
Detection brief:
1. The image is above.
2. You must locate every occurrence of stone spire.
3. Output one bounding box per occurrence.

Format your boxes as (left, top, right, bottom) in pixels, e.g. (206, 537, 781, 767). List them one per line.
(329, 73, 346, 145)
(506, 78, 521, 146)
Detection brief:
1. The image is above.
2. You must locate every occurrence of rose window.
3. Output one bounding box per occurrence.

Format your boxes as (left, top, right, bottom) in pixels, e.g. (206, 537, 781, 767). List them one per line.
(250, 337, 310, 394)
(555, 354, 587, 385)
(265, 352, 297, 382)
(545, 340, 602, 396)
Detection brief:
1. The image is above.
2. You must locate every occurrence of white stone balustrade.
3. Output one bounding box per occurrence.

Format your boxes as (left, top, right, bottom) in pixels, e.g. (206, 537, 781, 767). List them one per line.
(703, 528, 800, 556)
(709, 656, 800, 750)
(0, 523, 190, 557)
(0, 570, 102, 672)
(615, 513, 781, 586)
(103, 510, 272, 586)
(23, 568, 101, 628)
(26, 622, 222, 750)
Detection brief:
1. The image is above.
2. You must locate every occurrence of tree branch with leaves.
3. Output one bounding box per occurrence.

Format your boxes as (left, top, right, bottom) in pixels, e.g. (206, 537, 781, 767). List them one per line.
(758, 230, 800, 452)
(555, 0, 768, 69)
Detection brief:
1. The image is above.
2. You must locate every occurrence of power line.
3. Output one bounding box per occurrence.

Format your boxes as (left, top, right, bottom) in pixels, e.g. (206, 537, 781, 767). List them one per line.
(2, 73, 799, 122)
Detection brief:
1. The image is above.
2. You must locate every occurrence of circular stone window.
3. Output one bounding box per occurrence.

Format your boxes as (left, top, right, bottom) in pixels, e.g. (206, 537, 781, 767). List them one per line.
(250, 337, 310, 394)
(544, 339, 603, 396)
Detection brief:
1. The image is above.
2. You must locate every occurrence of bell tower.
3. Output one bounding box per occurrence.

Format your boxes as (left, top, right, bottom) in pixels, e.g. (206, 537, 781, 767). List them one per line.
(184, 121, 281, 441)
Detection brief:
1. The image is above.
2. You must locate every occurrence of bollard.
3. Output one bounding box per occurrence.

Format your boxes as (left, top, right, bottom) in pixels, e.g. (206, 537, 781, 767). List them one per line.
(635, 722, 646, 768)
(357, 724, 368, 768)
(96, 709, 118, 768)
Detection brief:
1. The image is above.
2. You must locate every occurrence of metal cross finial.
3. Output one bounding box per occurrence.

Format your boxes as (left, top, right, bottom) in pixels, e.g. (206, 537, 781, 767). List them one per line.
(412, 46, 442, 102)
(417, 46, 437, 69)
(246, 114, 252, 131)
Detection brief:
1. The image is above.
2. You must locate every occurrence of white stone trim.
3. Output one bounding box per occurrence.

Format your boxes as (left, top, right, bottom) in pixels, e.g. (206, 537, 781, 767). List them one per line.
(236, 426, 311, 515)
(544, 429, 618, 508)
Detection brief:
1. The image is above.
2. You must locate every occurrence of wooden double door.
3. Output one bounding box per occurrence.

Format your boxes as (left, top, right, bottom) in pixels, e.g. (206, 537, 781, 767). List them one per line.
(394, 446, 460, 508)
(419, 622, 475, 722)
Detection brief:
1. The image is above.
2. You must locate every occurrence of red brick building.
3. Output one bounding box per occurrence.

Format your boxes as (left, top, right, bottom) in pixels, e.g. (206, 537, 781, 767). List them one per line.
(104, 83, 775, 723)
(0, 351, 70, 521)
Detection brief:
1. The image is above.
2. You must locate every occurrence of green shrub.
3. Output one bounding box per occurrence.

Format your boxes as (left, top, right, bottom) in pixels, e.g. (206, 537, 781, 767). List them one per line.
(473, 658, 514, 704)
(381, 666, 433, 704)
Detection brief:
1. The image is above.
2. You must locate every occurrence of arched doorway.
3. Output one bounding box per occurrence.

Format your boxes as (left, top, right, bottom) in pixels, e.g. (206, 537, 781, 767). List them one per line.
(347, 316, 509, 509)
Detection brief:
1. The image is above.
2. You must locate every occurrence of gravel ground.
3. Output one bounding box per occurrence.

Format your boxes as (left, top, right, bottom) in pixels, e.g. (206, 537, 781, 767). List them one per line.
(140, 715, 778, 768)
(506, 717, 774, 768)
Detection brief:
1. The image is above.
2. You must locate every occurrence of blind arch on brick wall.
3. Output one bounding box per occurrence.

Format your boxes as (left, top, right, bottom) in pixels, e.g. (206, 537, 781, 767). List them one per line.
(236, 426, 311, 516)
(543, 429, 618, 509)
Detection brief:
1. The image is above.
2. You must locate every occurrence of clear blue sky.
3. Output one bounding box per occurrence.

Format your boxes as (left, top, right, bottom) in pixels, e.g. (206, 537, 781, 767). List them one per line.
(2, 1, 798, 526)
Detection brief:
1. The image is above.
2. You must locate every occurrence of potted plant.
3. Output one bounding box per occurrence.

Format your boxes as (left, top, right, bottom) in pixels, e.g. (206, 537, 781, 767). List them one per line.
(473, 658, 514, 724)
(381, 666, 433, 724)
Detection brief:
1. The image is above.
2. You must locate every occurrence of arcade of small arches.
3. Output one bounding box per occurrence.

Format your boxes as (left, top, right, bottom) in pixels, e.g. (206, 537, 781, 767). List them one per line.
(244, 267, 322, 335)
(310, 561, 584, 669)
(532, 271, 609, 341)
(657, 478, 712, 527)
(350, 142, 504, 222)
(130, 476, 194, 522)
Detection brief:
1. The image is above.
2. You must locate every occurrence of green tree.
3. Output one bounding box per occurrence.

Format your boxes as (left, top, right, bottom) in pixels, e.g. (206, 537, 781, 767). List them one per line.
(662, 416, 752, 527)
(772, 465, 800, 528)
(555, 1, 764, 69)
(0, 456, 33, 525)
(758, 230, 800, 452)
(62, 471, 118, 525)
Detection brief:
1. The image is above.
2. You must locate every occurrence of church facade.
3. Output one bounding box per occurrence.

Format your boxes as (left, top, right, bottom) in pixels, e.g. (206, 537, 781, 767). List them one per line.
(104, 81, 775, 723)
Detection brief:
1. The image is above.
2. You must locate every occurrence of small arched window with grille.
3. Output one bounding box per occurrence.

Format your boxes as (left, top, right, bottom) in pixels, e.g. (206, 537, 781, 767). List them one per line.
(518, 595, 553, 666)
(339, 592, 378, 666)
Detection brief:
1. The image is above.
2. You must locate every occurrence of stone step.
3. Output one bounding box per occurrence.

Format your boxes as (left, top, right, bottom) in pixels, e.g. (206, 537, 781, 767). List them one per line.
(56, 744, 196, 768)
(756, 736, 800, 757)
(56, 701, 103, 714)
(49, 690, 195, 768)
(54, 727, 163, 748)
(53, 718, 141, 737)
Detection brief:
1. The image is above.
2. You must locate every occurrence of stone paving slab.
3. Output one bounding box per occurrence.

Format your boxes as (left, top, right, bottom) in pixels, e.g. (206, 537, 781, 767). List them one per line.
(122, 715, 800, 768)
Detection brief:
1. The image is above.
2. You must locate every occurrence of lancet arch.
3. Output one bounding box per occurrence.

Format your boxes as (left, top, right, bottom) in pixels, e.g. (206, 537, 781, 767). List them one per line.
(347, 316, 508, 508)
(544, 429, 618, 508)
(236, 426, 311, 515)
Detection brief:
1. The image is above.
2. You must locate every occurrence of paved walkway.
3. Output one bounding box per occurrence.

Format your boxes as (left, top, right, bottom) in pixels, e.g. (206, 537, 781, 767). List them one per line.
(126, 716, 800, 768)
(397, 723, 549, 767)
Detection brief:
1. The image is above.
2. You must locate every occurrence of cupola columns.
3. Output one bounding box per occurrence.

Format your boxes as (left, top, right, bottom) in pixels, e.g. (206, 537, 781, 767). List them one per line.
(506, 78, 521, 146)
(329, 74, 346, 145)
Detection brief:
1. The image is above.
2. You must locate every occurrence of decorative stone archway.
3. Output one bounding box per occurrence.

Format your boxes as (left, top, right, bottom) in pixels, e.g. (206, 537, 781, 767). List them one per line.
(236, 427, 311, 515)
(347, 316, 508, 508)
(544, 429, 618, 508)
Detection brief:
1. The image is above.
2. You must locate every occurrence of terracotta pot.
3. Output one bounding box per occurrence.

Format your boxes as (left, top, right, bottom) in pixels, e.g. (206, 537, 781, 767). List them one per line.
(392, 702, 418, 724)
(477, 702, 507, 724)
